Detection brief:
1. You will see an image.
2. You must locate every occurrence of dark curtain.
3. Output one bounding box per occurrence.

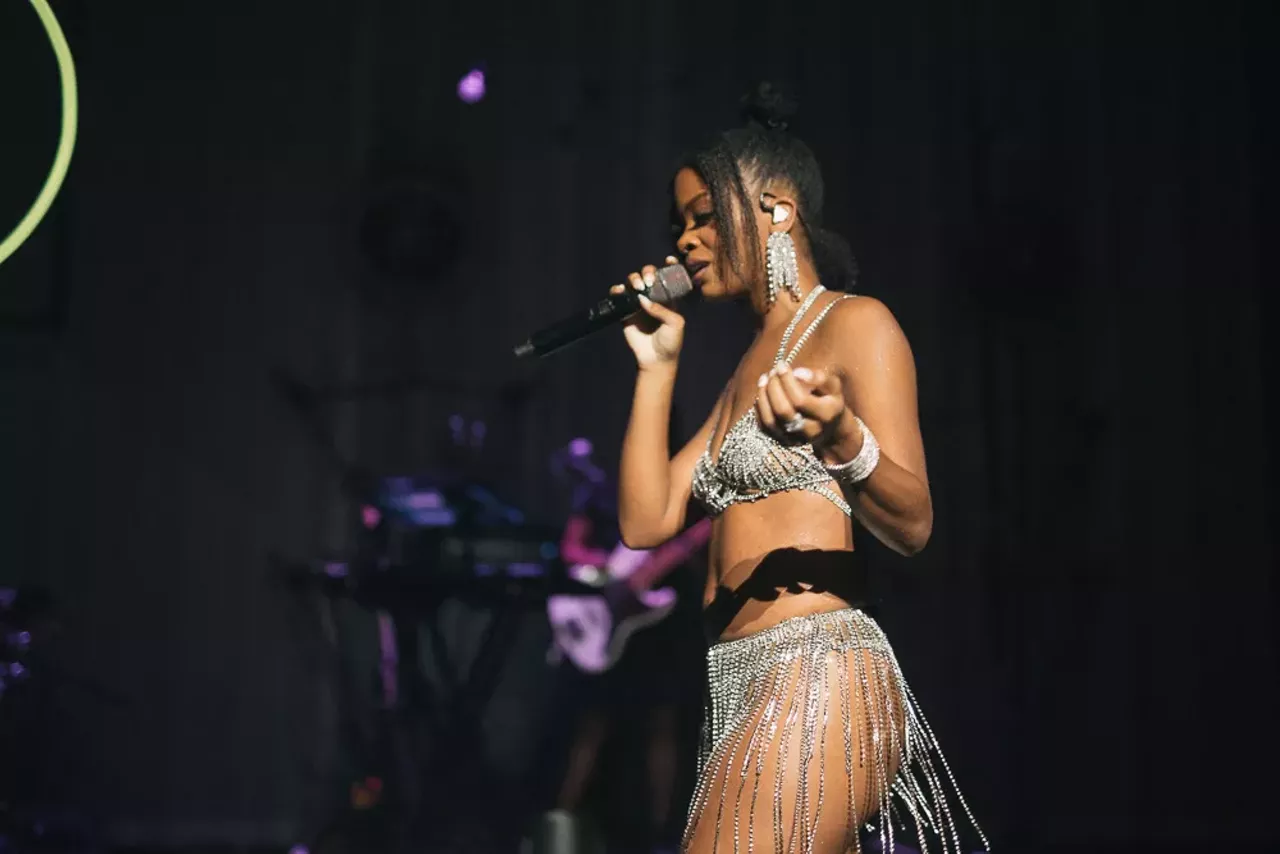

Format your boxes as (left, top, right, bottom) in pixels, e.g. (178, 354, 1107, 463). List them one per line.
(1, 0, 1274, 850)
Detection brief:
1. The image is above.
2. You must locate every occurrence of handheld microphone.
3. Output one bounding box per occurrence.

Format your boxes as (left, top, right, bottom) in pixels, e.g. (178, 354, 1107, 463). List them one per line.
(512, 264, 693, 359)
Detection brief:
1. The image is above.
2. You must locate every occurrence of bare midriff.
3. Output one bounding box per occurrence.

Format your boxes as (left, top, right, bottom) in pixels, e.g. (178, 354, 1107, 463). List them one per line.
(703, 488, 858, 641)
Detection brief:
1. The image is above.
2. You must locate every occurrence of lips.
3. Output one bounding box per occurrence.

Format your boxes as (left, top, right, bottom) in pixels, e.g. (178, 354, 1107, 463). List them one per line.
(686, 260, 710, 281)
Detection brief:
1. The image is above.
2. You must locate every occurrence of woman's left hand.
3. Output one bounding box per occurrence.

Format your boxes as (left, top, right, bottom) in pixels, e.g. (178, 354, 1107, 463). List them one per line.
(756, 364, 862, 457)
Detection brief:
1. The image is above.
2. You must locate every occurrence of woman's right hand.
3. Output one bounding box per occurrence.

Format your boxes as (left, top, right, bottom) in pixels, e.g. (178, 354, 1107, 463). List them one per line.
(613, 255, 686, 370)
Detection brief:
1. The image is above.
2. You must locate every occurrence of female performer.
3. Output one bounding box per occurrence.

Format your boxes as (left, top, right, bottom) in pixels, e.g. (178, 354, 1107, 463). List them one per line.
(611, 85, 988, 854)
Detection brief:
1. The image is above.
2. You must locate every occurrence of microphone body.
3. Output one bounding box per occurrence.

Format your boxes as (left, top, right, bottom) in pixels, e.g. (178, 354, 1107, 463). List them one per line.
(513, 264, 692, 359)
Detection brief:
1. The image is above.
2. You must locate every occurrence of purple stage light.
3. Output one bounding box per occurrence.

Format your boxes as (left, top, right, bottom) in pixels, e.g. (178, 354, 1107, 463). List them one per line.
(569, 437, 592, 458)
(457, 69, 485, 103)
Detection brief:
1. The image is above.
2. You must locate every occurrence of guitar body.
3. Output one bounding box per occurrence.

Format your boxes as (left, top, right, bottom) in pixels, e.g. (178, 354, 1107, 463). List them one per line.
(548, 516, 711, 675)
(547, 543, 678, 674)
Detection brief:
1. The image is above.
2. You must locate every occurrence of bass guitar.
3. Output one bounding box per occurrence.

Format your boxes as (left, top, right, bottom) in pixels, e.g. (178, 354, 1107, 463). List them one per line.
(546, 520, 710, 673)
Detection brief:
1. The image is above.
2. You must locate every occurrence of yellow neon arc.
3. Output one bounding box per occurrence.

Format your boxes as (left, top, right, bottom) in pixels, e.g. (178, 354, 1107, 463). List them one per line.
(0, 0, 78, 268)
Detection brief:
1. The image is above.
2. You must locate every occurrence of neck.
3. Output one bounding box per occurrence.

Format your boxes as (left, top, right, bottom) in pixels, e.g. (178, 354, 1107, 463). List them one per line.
(756, 257, 823, 334)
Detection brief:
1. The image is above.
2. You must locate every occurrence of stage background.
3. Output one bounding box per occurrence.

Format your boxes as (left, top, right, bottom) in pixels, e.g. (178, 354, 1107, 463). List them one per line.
(2, 0, 1276, 850)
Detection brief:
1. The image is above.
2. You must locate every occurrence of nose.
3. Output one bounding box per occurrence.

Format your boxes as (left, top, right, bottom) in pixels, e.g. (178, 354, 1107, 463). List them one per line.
(678, 234, 698, 255)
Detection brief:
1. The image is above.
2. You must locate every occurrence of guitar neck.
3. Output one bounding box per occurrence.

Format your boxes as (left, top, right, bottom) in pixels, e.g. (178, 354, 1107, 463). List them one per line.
(619, 519, 712, 589)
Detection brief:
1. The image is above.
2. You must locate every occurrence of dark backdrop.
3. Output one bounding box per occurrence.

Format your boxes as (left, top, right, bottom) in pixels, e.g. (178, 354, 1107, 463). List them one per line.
(1, 0, 1275, 850)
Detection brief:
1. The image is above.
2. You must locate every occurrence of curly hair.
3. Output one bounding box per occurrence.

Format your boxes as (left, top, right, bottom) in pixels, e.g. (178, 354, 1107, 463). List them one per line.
(675, 82, 859, 293)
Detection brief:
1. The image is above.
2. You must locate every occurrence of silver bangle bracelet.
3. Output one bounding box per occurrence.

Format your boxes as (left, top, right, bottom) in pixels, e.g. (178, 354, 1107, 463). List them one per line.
(823, 416, 880, 485)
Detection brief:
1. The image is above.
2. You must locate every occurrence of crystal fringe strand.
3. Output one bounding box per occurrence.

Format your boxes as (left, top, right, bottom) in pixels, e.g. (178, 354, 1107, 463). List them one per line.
(683, 609, 989, 854)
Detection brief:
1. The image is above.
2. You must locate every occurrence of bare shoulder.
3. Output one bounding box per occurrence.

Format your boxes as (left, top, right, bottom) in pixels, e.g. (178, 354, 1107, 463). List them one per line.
(818, 293, 913, 357)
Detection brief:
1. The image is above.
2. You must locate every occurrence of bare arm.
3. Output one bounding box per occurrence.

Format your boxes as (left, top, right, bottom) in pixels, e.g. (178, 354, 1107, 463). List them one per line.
(756, 295, 932, 556)
(612, 257, 721, 549)
(821, 297, 932, 555)
(618, 368, 721, 548)
(625, 517, 713, 591)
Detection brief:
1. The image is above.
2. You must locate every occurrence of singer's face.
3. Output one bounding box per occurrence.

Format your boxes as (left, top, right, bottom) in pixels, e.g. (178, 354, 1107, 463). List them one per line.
(672, 168, 739, 301)
(672, 167, 775, 306)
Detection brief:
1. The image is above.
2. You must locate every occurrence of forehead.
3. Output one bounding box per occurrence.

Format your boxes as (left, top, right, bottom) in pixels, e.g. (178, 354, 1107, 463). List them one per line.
(673, 167, 709, 207)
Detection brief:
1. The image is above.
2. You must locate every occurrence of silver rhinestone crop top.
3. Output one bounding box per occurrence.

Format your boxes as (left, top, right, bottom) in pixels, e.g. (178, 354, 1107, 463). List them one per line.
(691, 286, 856, 518)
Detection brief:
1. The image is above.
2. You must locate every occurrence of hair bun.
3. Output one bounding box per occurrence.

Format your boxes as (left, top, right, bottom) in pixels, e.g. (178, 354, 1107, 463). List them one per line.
(740, 81, 799, 131)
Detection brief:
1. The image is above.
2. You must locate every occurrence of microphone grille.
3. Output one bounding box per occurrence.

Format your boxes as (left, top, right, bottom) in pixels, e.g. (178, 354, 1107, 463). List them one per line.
(651, 264, 693, 304)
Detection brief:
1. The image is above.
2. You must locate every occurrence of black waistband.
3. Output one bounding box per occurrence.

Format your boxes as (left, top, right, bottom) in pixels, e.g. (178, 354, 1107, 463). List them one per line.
(701, 547, 875, 643)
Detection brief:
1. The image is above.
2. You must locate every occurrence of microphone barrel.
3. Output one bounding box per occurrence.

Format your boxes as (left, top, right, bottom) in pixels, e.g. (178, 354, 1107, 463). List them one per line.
(512, 264, 691, 359)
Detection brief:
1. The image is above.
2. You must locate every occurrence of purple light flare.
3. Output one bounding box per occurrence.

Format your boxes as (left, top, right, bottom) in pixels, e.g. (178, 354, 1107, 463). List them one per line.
(457, 69, 486, 103)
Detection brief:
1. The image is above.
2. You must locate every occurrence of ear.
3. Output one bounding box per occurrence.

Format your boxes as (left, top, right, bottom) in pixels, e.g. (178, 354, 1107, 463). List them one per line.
(759, 193, 798, 234)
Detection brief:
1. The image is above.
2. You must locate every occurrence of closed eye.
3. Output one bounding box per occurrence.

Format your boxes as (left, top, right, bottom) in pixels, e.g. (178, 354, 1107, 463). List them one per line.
(671, 211, 715, 240)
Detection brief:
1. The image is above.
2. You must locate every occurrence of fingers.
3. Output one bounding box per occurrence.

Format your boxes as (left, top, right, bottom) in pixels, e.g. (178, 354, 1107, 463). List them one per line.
(664, 255, 680, 267)
(637, 293, 684, 325)
(631, 265, 661, 292)
(766, 365, 799, 426)
(757, 364, 846, 442)
(621, 266, 683, 324)
(774, 367, 813, 417)
(619, 260, 677, 296)
(779, 367, 843, 423)
(618, 262, 687, 325)
(794, 367, 845, 403)
(754, 371, 777, 432)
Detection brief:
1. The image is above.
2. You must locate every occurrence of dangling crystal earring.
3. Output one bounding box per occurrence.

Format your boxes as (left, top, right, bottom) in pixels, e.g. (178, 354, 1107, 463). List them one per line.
(764, 248, 780, 307)
(766, 231, 801, 304)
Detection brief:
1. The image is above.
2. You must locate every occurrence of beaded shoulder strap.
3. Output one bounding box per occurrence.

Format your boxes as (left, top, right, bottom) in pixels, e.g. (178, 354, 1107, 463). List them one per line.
(776, 287, 853, 366)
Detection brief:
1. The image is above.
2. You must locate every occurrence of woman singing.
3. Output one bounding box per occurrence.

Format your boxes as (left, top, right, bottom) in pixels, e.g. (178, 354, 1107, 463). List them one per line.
(611, 85, 988, 854)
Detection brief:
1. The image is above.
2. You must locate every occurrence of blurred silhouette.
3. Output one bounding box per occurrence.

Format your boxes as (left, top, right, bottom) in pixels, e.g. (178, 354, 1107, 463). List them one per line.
(543, 428, 707, 854)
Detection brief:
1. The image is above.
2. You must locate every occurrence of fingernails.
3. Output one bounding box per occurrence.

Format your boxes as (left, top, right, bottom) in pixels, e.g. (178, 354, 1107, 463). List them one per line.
(757, 373, 768, 388)
(793, 367, 813, 381)
(642, 272, 655, 287)
(638, 294, 652, 306)
(776, 363, 789, 375)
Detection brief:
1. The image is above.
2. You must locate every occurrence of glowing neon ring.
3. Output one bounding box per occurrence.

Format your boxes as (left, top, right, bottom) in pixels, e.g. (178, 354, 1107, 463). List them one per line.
(0, 0, 78, 268)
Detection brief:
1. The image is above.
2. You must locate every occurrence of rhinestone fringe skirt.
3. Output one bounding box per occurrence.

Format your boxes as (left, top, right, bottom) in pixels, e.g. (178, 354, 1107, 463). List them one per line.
(682, 609, 988, 854)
